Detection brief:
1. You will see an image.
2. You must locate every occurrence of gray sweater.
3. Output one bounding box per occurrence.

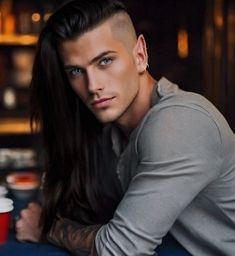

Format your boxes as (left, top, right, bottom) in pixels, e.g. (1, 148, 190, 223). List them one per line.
(95, 78, 235, 256)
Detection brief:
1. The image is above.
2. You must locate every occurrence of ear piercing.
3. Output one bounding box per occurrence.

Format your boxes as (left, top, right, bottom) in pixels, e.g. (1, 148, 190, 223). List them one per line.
(144, 63, 149, 71)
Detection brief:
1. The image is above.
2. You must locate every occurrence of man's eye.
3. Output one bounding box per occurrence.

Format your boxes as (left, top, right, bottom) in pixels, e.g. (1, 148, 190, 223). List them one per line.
(68, 68, 83, 77)
(100, 57, 112, 66)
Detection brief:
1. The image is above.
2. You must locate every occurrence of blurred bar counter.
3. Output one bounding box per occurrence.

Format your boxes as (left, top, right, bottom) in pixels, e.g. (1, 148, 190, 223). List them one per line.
(0, 118, 42, 183)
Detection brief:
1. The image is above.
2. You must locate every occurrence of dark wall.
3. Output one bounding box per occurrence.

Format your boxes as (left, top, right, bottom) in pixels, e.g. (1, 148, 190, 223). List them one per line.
(124, 0, 206, 94)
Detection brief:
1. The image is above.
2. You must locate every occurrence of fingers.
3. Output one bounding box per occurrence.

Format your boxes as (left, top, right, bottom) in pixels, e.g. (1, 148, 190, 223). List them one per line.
(27, 202, 42, 212)
(18, 202, 42, 219)
(19, 208, 31, 219)
(15, 216, 42, 242)
(15, 218, 36, 242)
(15, 203, 42, 243)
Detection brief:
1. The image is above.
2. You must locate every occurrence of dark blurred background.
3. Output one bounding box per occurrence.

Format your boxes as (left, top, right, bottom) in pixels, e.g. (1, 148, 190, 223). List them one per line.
(0, 0, 234, 150)
(127, 0, 235, 132)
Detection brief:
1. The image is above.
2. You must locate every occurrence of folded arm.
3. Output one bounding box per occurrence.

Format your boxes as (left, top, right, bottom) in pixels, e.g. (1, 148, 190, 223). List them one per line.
(47, 217, 101, 256)
(16, 202, 101, 255)
(96, 106, 222, 255)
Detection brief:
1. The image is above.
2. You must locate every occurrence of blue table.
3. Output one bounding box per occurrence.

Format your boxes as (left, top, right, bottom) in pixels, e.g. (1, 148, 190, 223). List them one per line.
(0, 231, 191, 256)
(0, 232, 70, 256)
(156, 234, 191, 256)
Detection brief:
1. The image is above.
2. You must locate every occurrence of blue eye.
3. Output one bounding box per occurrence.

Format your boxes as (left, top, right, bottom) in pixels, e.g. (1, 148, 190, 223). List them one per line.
(100, 57, 112, 66)
(70, 68, 83, 77)
(65, 67, 84, 78)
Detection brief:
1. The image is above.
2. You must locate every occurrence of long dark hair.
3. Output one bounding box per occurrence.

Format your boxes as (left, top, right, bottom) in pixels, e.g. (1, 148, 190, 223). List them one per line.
(30, 0, 126, 234)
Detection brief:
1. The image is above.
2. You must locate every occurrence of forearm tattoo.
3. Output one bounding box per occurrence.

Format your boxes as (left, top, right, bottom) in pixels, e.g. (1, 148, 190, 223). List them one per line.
(47, 217, 101, 256)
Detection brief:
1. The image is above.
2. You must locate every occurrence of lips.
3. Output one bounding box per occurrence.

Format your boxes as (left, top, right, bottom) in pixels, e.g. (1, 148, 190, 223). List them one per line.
(91, 96, 115, 108)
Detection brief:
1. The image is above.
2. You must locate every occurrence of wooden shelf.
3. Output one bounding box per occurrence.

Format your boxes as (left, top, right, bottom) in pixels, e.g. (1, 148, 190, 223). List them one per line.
(0, 118, 33, 134)
(0, 34, 38, 46)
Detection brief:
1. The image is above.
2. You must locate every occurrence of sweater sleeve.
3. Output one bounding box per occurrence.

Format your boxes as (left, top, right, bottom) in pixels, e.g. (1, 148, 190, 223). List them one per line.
(95, 105, 222, 256)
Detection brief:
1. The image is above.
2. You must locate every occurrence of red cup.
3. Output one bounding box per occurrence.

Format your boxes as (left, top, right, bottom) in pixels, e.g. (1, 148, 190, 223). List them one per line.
(0, 198, 13, 244)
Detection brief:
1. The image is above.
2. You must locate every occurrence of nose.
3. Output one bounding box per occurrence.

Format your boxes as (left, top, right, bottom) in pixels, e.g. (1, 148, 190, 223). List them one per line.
(86, 68, 103, 94)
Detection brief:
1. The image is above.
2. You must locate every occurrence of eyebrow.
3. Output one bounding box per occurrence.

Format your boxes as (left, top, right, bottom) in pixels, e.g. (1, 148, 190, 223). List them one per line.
(64, 50, 117, 71)
(88, 50, 117, 65)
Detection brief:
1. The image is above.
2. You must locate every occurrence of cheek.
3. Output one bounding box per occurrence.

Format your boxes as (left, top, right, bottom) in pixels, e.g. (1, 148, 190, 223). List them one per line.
(70, 80, 88, 101)
(118, 57, 135, 75)
(118, 61, 139, 87)
(109, 58, 137, 86)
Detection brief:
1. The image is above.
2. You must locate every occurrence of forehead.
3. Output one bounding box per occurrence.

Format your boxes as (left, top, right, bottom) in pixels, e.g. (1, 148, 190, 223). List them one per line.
(59, 19, 127, 65)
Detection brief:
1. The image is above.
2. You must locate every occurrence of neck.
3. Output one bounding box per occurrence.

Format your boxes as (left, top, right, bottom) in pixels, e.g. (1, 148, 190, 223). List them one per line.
(117, 72, 156, 135)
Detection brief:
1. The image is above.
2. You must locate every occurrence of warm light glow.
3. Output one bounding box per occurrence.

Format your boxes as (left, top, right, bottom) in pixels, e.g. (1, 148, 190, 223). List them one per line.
(3, 88, 16, 109)
(214, 0, 223, 29)
(215, 15, 223, 28)
(0, 34, 38, 45)
(43, 13, 52, 22)
(0, 118, 37, 134)
(177, 29, 189, 59)
(0, 12, 2, 33)
(4, 14, 15, 34)
(32, 13, 41, 23)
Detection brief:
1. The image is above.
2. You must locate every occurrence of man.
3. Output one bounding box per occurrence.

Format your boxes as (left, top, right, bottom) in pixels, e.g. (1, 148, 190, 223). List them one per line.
(16, 0, 235, 255)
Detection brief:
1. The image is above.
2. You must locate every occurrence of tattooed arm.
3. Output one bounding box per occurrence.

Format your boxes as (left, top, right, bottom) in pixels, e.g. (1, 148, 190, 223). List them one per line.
(47, 217, 101, 256)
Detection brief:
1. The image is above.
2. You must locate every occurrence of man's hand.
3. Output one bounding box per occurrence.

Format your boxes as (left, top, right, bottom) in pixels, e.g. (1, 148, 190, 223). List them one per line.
(15, 202, 42, 242)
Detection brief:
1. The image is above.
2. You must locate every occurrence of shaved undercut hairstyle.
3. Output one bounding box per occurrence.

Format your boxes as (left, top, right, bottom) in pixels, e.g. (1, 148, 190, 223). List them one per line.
(31, 0, 129, 234)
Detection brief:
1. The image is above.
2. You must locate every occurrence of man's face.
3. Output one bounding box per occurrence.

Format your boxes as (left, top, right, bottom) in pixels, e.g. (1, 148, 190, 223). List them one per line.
(59, 18, 144, 125)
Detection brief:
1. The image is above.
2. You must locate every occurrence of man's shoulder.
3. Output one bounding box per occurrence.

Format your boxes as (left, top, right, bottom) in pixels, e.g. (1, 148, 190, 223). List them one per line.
(150, 77, 218, 119)
(153, 77, 207, 108)
(131, 78, 227, 144)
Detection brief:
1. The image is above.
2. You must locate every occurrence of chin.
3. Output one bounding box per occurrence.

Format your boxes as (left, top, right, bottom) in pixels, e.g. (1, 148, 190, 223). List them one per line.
(96, 116, 116, 124)
(95, 112, 120, 124)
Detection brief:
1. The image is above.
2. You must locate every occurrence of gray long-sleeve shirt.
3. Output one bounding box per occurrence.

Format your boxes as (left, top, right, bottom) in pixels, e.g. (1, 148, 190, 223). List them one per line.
(95, 77, 235, 256)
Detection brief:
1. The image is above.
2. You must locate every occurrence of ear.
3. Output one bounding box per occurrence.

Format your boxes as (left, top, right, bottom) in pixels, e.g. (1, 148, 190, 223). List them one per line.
(133, 34, 148, 73)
